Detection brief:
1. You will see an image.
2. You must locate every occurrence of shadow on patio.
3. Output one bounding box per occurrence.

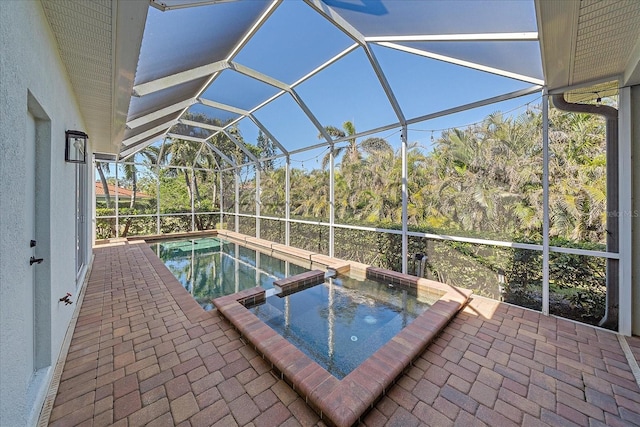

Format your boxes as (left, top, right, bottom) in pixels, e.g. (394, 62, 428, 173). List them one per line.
(44, 241, 640, 427)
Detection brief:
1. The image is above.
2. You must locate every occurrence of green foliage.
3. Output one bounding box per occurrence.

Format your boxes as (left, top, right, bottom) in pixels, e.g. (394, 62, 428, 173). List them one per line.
(94, 106, 610, 326)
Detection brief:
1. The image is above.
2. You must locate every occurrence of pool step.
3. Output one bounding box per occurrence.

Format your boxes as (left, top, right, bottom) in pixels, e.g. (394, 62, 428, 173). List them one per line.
(325, 268, 337, 279)
(274, 270, 325, 297)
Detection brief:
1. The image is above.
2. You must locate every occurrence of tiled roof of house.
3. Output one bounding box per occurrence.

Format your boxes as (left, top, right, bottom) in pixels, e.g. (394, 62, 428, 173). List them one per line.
(95, 182, 151, 198)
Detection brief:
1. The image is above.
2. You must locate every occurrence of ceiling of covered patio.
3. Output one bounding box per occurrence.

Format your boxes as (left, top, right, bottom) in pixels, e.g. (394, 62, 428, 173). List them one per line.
(42, 0, 640, 164)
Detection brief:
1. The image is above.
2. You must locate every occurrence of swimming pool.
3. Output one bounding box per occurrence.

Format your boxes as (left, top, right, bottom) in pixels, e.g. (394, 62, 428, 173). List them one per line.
(251, 275, 436, 379)
(157, 231, 471, 426)
(149, 237, 308, 309)
(151, 235, 436, 378)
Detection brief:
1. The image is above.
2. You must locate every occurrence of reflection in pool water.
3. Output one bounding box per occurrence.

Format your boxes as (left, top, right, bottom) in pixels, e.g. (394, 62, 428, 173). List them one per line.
(251, 274, 436, 379)
(151, 236, 437, 378)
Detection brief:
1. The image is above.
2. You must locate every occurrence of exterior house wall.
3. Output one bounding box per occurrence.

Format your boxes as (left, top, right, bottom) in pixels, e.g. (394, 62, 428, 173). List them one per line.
(632, 85, 640, 335)
(0, 1, 93, 425)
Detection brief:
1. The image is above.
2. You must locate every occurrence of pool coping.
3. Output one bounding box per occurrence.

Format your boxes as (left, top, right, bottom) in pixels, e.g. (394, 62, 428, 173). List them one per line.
(211, 230, 472, 427)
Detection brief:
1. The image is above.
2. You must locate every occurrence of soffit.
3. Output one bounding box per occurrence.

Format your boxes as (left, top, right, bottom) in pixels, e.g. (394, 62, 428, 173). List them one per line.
(41, 0, 147, 154)
(537, 0, 640, 93)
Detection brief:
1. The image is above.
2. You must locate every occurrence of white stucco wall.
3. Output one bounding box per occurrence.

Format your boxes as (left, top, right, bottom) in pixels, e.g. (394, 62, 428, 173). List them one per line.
(0, 1, 93, 425)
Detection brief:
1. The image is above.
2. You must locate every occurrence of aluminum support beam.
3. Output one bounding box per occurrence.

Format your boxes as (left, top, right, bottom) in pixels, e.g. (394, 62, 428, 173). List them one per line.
(329, 146, 335, 258)
(362, 44, 406, 124)
(230, 62, 290, 91)
(235, 168, 240, 232)
(222, 130, 260, 164)
(198, 98, 250, 116)
(203, 141, 236, 168)
(179, 119, 225, 131)
(285, 155, 291, 246)
(177, 120, 258, 165)
(132, 61, 229, 97)
(256, 169, 261, 238)
(126, 99, 196, 129)
(115, 163, 119, 237)
(288, 89, 334, 143)
(123, 119, 178, 146)
(542, 91, 550, 316)
(401, 125, 408, 274)
(303, 0, 405, 124)
(225, 0, 282, 61)
(249, 115, 289, 155)
(378, 42, 544, 85)
(618, 86, 633, 336)
(190, 169, 195, 232)
(365, 32, 538, 42)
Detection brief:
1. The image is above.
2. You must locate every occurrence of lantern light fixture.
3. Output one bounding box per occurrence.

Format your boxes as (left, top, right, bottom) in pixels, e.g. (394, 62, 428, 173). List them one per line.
(65, 130, 88, 164)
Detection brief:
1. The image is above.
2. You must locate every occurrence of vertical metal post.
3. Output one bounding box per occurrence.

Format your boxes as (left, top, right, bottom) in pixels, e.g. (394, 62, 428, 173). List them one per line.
(115, 161, 119, 238)
(542, 91, 550, 315)
(401, 125, 408, 274)
(618, 86, 632, 336)
(156, 165, 161, 234)
(234, 243, 240, 293)
(190, 168, 195, 232)
(329, 145, 335, 257)
(285, 155, 290, 246)
(91, 160, 96, 244)
(255, 163, 261, 239)
(219, 171, 223, 229)
(235, 167, 240, 232)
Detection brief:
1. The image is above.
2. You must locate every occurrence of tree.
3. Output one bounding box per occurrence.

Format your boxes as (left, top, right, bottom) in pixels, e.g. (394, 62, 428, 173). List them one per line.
(96, 162, 112, 208)
(318, 121, 392, 169)
(257, 130, 276, 171)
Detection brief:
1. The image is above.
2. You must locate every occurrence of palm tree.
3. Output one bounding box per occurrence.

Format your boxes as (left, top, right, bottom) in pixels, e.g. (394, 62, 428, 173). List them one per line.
(96, 162, 112, 208)
(120, 148, 159, 237)
(318, 121, 392, 169)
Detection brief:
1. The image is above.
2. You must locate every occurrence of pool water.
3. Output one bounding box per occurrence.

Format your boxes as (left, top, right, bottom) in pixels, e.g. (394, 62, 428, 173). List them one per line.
(151, 236, 436, 378)
(251, 275, 435, 379)
(150, 237, 308, 310)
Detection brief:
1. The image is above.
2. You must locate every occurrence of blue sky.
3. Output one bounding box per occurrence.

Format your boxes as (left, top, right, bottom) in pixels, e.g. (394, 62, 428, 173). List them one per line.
(133, 0, 542, 170)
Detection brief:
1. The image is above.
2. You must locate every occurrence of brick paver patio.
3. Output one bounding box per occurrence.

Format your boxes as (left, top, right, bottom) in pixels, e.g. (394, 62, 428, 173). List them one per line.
(44, 241, 640, 426)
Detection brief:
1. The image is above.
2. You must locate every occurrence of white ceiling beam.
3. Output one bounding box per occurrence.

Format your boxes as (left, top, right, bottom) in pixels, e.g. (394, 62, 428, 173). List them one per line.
(166, 133, 208, 144)
(288, 89, 334, 142)
(180, 119, 225, 132)
(362, 44, 406, 124)
(292, 85, 543, 151)
(122, 119, 178, 146)
(406, 85, 543, 126)
(378, 42, 545, 85)
(303, 0, 366, 45)
(365, 32, 538, 43)
(225, 0, 282, 61)
(126, 99, 196, 129)
(132, 61, 230, 97)
(204, 141, 236, 167)
(230, 44, 361, 151)
(222, 130, 260, 163)
(245, 44, 360, 117)
(229, 62, 290, 91)
(166, 132, 236, 167)
(198, 98, 250, 116)
(303, 0, 405, 124)
(120, 135, 163, 159)
(292, 43, 359, 88)
(192, 142, 206, 168)
(248, 114, 288, 155)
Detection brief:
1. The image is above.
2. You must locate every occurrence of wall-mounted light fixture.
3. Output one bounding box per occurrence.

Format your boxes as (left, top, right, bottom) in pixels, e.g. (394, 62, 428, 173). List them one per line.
(65, 130, 88, 163)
